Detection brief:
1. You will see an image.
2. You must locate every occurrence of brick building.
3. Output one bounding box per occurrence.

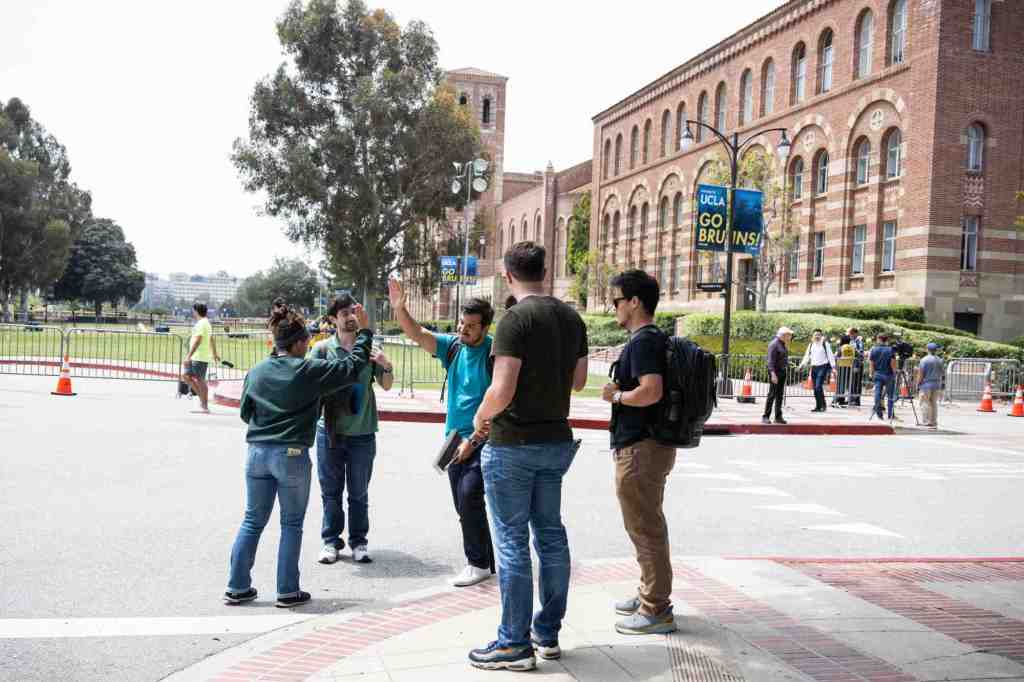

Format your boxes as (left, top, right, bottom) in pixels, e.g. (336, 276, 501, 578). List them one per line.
(589, 0, 1024, 341)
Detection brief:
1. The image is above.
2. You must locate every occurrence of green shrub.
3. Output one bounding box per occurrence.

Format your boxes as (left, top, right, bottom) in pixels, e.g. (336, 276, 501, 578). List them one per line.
(679, 311, 1021, 360)
(1011, 336, 1024, 350)
(783, 304, 925, 323)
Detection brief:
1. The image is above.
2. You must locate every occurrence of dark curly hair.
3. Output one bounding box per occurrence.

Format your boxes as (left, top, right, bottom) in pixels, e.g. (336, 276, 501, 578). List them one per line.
(268, 303, 309, 353)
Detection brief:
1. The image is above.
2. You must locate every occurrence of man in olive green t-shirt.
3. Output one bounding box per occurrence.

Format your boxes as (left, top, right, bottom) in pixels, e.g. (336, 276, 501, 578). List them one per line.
(183, 302, 219, 413)
(310, 294, 394, 565)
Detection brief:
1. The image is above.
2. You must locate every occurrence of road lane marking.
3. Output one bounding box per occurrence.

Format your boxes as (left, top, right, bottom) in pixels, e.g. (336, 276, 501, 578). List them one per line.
(803, 522, 903, 538)
(683, 473, 750, 481)
(756, 503, 844, 516)
(0, 615, 313, 639)
(902, 436, 1024, 458)
(707, 486, 792, 497)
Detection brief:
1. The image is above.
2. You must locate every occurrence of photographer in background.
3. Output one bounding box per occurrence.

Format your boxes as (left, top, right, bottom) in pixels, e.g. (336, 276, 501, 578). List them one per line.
(891, 332, 914, 371)
(869, 334, 898, 421)
(915, 343, 944, 429)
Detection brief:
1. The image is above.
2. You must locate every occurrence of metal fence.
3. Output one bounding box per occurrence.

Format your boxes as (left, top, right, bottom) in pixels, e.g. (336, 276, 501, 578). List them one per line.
(64, 328, 185, 380)
(0, 323, 65, 376)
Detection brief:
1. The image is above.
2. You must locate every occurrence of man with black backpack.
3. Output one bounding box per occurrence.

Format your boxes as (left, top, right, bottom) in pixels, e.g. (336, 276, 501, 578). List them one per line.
(387, 278, 496, 588)
(601, 269, 678, 636)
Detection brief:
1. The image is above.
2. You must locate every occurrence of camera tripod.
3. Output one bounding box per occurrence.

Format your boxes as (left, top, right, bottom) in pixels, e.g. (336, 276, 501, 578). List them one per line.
(867, 367, 919, 425)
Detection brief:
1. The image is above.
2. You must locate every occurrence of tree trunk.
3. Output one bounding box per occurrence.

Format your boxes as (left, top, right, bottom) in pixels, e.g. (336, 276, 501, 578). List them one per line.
(94, 300, 102, 323)
(0, 287, 10, 323)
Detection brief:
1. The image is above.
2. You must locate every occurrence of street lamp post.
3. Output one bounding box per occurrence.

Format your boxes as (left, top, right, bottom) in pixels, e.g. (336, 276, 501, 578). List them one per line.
(681, 122, 791, 396)
(450, 158, 489, 326)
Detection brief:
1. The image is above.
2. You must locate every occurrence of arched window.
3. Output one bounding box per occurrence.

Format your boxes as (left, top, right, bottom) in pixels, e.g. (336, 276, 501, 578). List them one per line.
(603, 139, 611, 180)
(614, 134, 622, 175)
(856, 10, 874, 78)
(676, 103, 686, 150)
(739, 70, 753, 125)
(856, 139, 872, 185)
(627, 206, 636, 239)
(761, 59, 775, 116)
(889, 0, 907, 65)
(790, 157, 805, 200)
(672, 192, 683, 227)
(459, 92, 468, 106)
(817, 29, 834, 94)
(697, 92, 709, 142)
(967, 123, 985, 171)
(640, 202, 649, 237)
(815, 151, 830, 194)
(554, 218, 564, 276)
(659, 196, 669, 231)
(482, 97, 491, 125)
(973, 0, 992, 51)
(884, 129, 902, 178)
(535, 214, 542, 242)
(602, 214, 610, 246)
(630, 126, 639, 169)
(498, 223, 505, 255)
(661, 110, 671, 157)
(642, 120, 651, 164)
(792, 43, 807, 103)
(612, 211, 621, 263)
(714, 82, 727, 131)
(521, 219, 528, 243)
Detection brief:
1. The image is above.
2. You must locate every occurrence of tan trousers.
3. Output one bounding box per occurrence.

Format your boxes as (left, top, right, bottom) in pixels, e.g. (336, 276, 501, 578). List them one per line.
(920, 389, 940, 426)
(615, 438, 677, 616)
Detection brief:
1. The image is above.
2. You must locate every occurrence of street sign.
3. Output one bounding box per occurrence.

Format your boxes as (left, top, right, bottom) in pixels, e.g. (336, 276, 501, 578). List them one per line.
(695, 184, 728, 252)
(732, 188, 765, 255)
(695, 282, 726, 292)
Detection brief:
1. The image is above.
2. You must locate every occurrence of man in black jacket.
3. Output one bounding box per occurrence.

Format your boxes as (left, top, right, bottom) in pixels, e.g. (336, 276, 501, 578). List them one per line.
(762, 326, 793, 425)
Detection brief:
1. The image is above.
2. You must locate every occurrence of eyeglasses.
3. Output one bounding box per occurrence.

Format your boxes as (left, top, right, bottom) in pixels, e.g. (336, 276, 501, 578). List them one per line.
(612, 296, 627, 308)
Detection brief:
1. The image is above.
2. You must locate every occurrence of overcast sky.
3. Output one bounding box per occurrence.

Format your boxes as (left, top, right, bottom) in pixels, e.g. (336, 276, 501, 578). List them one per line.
(1, 0, 781, 278)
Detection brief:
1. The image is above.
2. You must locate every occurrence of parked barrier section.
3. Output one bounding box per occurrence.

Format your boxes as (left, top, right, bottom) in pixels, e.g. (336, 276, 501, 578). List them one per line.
(0, 324, 65, 376)
(64, 328, 184, 381)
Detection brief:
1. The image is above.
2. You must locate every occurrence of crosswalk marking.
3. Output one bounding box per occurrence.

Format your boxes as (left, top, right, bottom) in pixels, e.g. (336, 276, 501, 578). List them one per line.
(756, 503, 844, 516)
(0, 615, 312, 639)
(803, 522, 903, 538)
(707, 486, 792, 497)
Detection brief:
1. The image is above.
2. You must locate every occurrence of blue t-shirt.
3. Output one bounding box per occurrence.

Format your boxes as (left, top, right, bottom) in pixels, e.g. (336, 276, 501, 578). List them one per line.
(870, 345, 895, 378)
(918, 354, 944, 391)
(434, 334, 493, 439)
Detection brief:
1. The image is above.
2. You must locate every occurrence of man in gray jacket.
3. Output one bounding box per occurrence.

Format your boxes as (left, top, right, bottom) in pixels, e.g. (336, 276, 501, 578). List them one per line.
(762, 327, 793, 425)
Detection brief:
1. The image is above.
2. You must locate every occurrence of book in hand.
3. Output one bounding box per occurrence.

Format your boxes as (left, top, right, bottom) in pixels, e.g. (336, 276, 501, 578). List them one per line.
(434, 430, 462, 474)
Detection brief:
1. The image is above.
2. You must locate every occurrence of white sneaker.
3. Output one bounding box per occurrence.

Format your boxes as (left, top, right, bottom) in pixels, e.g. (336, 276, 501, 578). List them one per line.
(451, 564, 492, 587)
(318, 545, 339, 564)
(352, 545, 372, 564)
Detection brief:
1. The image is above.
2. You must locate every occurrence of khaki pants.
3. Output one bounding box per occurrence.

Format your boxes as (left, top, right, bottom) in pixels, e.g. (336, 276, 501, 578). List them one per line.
(920, 388, 940, 426)
(614, 438, 677, 616)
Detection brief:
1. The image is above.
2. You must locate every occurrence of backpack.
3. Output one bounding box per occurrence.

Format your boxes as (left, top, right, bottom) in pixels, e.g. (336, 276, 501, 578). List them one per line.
(440, 339, 495, 403)
(610, 328, 718, 448)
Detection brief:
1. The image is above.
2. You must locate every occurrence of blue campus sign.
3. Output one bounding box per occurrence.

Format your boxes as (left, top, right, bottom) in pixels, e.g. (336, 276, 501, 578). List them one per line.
(695, 184, 764, 255)
(439, 256, 478, 286)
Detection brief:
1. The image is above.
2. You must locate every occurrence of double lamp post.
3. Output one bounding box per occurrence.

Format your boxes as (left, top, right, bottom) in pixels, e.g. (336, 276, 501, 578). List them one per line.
(450, 158, 489, 323)
(679, 121, 791, 395)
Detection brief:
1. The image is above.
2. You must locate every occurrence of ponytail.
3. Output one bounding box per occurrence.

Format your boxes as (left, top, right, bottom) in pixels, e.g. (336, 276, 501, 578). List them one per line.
(268, 303, 309, 353)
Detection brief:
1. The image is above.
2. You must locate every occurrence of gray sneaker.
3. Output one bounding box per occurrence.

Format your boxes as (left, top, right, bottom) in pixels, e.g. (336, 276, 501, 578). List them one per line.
(615, 607, 677, 635)
(614, 595, 641, 616)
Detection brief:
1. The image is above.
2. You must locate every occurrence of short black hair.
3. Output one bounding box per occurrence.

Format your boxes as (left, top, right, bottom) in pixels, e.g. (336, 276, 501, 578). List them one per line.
(878, 334, 889, 343)
(193, 302, 208, 317)
(610, 269, 659, 316)
(813, 328, 823, 334)
(327, 293, 357, 317)
(462, 297, 494, 328)
(503, 241, 546, 282)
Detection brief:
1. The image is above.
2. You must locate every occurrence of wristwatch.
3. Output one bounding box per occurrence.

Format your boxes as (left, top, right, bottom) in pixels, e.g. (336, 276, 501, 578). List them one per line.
(613, 390, 623, 405)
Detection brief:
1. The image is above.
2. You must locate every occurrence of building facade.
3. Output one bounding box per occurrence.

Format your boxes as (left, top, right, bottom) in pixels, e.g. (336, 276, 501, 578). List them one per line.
(141, 272, 242, 308)
(588, 0, 1023, 341)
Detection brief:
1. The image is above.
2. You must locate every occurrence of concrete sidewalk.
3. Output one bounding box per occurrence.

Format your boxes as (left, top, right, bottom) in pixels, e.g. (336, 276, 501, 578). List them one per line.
(168, 557, 1024, 682)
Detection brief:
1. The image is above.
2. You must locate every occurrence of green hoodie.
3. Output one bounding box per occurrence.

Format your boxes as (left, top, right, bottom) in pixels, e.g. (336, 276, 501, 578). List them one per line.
(239, 329, 372, 446)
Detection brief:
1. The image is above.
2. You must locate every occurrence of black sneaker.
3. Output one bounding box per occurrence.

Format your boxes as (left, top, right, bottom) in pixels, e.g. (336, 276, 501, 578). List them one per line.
(223, 588, 257, 605)
(468, 640, 536, 671)
(774, 417, 788, 425)
(275, 591, 311, 608)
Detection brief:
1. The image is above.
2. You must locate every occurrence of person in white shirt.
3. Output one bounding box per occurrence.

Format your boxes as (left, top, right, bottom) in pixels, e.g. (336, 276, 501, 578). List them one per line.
(799, 329, 836, 412)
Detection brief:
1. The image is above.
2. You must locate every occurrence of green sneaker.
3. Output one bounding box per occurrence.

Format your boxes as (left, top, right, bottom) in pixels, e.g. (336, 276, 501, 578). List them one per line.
(615, 607, 677, 635)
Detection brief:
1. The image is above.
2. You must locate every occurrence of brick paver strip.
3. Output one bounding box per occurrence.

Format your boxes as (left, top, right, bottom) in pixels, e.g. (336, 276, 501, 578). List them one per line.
(785, 560, 1024, 668)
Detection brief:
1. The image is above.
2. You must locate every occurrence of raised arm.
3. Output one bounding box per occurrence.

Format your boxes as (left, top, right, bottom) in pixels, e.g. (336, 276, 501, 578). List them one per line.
(314, 305, 374, 394)
(388, 277, 437, 356)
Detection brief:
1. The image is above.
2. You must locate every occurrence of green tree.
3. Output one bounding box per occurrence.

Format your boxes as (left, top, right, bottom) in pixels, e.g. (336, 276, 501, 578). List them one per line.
(237, 258, 320, 317)
(703, 149, 795, 312)
(567, 191, 591, 275)
(0, 98, 92, 321)
(53, 219, 145, 319)
(232, 0, 482, 325)
(572, 252, 614, 313)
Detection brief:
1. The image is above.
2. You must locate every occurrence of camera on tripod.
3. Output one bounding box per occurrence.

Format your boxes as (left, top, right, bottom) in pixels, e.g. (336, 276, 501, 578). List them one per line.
(892, 340, 913, 368)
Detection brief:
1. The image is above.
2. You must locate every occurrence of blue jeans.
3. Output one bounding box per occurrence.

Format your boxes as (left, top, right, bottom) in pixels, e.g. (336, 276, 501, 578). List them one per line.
(315, 428, 376, 549)
(228, 443, 312, 598)
(874, 376, 896, 418)
(482, 441, 577, 649)
(811, 363, 831, 410)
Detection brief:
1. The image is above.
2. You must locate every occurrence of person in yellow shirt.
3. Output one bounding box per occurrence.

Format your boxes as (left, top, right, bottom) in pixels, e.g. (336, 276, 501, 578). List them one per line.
(183, 302, 220, 413)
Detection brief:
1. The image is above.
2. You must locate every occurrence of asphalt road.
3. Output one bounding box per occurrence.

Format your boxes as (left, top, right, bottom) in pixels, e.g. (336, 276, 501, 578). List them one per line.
(1, 375, 1022, 681)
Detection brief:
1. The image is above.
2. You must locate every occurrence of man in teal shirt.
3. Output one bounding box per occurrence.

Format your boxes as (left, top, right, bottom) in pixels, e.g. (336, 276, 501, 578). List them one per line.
(388, 277, 495, 588)
(311, 294, 394, 565)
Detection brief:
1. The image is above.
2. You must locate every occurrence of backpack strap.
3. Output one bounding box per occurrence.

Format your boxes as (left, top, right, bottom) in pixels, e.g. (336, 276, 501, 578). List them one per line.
(440, 340, 464, 403)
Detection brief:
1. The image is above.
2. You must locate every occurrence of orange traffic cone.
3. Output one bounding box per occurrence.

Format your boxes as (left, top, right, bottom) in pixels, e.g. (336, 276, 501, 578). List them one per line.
(977, 381, 995, 413)
(827, 370, 837, 394)
(51, 355, 76, 397)
(736, 368, 756, 404)
(1009, 385, 1024, 418)
(803, 372, 813, 391)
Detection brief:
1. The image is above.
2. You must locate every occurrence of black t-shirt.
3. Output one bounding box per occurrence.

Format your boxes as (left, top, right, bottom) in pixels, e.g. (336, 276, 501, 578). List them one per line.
(490, 296, 588, 445)
(611, 325, 666, 449)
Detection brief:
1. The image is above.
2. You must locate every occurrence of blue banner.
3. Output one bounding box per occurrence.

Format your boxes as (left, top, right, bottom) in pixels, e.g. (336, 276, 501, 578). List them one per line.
(695, 184, 728, 252)
(732, 188, 764, 255)
(439, 256, 478, 286)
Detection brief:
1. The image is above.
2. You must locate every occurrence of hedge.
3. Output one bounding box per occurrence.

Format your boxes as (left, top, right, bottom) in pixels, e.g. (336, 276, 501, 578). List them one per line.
(581, 311, 680, 347)
(782, 304, 925, 323)
(679, 311, 1022, 360)
(885, 318, 977, 338)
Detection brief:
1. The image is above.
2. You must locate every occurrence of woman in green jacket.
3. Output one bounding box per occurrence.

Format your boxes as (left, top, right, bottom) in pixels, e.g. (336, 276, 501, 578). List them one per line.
(225, 302, 373, 608)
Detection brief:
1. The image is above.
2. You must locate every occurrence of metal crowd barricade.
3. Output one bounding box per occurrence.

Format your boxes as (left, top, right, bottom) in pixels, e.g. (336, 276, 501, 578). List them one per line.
(0, 323, 65, 376)
(209, 331, 273, 382)
(64, 328, 184, 381)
